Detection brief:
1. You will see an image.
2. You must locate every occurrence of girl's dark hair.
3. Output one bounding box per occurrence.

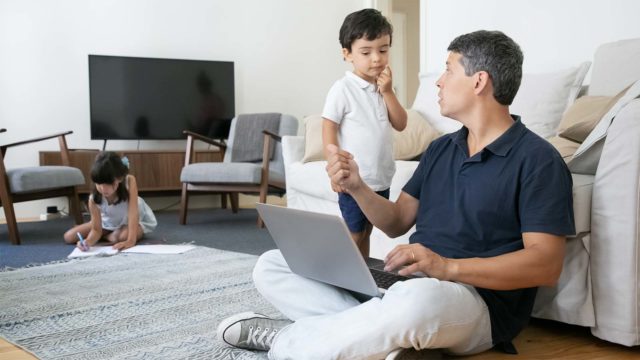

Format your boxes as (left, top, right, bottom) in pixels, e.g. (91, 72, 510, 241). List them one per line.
(339, 8, 393, 51)
(91, 151, 129, 204)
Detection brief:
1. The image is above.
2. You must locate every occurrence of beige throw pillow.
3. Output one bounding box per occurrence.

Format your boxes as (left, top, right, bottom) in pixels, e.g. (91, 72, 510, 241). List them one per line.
(547, 136, 581, 164)
(559, 85, 631, 143)
(301, 110, 440, 163)
(393, 109, 440, 160)
(301, 114, 324, 162)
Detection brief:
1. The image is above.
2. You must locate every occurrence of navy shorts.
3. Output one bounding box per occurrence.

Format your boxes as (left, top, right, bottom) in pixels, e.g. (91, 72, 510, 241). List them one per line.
(338, 189, 390, 233)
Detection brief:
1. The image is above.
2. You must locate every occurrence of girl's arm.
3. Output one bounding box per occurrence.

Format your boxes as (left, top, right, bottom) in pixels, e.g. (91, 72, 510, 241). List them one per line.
(121, 175, 141, 249)
(86, 198, 103, 246)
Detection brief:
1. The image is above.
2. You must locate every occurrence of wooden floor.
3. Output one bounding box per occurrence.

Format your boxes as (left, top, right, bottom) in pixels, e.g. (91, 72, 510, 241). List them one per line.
(1, 319, 637, 359)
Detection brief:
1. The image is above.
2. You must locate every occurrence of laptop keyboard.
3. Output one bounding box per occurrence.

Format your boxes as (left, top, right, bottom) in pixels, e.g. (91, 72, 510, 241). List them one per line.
(369, 268, 413, 289)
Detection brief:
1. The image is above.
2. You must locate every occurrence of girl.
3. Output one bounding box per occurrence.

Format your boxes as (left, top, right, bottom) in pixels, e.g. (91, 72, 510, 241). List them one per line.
(64, 151, 157, 250)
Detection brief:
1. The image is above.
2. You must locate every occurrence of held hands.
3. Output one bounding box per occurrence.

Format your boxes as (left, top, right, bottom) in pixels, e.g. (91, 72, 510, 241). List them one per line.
(384, 243, 455, 280)
(377, 65, 393, 94)
(325, 144, 362, 193)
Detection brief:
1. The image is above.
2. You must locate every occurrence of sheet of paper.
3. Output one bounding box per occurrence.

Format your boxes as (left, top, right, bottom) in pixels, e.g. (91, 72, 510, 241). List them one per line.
(121, 244, 196, 254)
(68, 246, 119, 259)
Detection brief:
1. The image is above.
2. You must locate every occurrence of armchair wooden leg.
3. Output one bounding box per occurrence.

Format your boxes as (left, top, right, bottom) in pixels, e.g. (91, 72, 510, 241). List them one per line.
(221, 193, 228, 209)
(257, 182, 268, 228)
(179, 183, 189, 225)
(230, 193, 239, 213)
(3, 203, 21, 245)
(69, 188, 83, 224)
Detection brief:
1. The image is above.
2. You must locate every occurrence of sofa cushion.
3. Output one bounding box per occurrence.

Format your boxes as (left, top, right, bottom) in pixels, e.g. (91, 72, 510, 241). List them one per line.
(302, 114, 324, 163)
(588, 38, 640, 96)
(392, 109, 440, 160)
(559, 85, 631, 143)
(547, 136, 580, 163)
(510, 62, 591, 139)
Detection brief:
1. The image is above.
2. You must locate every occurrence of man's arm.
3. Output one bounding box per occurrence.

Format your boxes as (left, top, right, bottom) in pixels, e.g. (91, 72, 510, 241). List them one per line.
(387, 232, 566, 290)
(326, 144, 418, 237)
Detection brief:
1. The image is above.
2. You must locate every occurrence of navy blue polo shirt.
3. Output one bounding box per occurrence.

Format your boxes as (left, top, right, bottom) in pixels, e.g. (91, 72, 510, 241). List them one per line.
(403, 116, 575, 351)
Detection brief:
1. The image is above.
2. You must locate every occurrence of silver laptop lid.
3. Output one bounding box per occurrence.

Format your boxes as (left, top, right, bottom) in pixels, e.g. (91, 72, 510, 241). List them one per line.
(256, 203, 381, 297)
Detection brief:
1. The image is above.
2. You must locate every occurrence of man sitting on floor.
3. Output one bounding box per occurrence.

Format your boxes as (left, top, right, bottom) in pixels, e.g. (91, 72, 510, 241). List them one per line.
(217, 30, 575, 359)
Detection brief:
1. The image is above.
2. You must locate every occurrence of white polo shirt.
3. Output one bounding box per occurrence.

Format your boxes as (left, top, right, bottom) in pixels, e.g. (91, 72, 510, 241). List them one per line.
(322, 71, 395, 191)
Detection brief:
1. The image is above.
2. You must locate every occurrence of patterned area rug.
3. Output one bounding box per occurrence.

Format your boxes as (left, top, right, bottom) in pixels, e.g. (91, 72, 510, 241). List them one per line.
(0, 247, 279, 359)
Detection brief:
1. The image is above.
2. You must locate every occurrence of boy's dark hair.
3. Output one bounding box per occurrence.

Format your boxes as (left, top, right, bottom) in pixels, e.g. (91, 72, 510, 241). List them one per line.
(339, 8, 393, 51)
(91, 151, 129, 205)
(447, 30, 523, 105)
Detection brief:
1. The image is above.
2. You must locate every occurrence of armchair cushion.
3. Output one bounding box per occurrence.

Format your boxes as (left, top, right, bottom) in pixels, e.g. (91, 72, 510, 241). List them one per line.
(7, 166, 84, 194)
(180, 162, 286, 184)
(230, 113, 281, 162)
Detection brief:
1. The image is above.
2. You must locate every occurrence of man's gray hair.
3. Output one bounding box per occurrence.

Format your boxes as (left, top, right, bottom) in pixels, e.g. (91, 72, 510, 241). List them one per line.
(447, 30, 523, 105)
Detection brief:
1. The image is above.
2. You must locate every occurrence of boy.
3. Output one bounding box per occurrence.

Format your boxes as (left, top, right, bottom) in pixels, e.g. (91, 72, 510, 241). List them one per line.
(322, 8, 407, 257)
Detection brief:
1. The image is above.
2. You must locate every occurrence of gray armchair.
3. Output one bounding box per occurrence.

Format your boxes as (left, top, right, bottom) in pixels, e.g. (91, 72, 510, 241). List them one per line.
(180, 113, 298, 227)
(0, 130, 85, 245)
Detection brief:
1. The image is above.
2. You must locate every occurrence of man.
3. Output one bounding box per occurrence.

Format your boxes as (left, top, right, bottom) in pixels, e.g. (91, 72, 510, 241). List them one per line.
(217, 30, 575, 359)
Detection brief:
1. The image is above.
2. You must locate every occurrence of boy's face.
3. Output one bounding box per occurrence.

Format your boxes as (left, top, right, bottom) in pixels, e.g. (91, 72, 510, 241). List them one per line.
(343, 34, 390, 83)
(436, 52, 477, 120)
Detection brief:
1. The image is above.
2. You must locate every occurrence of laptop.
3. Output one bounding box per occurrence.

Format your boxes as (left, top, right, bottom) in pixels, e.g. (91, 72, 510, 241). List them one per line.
(256, 203, 416, 298)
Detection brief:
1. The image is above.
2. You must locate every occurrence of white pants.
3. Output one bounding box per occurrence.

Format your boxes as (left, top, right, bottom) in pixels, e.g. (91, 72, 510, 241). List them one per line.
(253, 250, 493, 360)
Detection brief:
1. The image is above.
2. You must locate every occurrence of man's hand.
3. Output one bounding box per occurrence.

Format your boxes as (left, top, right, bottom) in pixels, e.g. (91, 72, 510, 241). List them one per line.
(384, 243, 455, 280)
(325, 144, 362, 193)
(377, 65, 393, 94)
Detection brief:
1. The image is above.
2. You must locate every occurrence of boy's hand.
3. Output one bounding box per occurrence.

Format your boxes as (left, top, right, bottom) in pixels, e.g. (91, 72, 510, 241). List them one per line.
(377, 65, 393, 94)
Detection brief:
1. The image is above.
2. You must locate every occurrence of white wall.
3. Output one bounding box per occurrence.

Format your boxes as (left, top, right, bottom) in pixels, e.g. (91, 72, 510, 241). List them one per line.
(0, 0, 363, 219)
(423, 0, 640, 76)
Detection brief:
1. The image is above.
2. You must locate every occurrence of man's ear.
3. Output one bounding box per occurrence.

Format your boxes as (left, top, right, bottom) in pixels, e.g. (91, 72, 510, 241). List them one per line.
(473, 71, 490, 95)
(342, 48, 351, 62)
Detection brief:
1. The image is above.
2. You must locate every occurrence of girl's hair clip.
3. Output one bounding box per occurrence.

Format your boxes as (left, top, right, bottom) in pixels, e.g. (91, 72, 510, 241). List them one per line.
(121, 156, 130, 168)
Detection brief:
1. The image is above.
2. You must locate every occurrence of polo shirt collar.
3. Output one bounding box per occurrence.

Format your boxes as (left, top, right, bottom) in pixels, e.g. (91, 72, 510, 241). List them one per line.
(345, 71, 376, 92)
(454, 115, 526, 158)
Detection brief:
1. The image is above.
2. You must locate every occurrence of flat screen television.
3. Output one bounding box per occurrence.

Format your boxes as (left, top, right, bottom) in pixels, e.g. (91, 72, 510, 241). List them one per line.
(88, 55, 235, 140)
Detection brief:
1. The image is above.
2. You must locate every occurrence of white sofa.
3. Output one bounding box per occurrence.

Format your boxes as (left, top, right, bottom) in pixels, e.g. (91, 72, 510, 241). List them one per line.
(282, 38, 640, 346)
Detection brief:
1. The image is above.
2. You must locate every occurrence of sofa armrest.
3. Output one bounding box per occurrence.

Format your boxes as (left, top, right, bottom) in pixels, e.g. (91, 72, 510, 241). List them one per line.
(590, 98, 640, 346)
(282, 135, 305, 199)
(282, 136, 304, 168)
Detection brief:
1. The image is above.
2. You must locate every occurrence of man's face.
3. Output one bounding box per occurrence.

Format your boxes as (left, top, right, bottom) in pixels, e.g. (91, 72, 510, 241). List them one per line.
(436, 52, 476, 119)
(343, 35, 390, 83)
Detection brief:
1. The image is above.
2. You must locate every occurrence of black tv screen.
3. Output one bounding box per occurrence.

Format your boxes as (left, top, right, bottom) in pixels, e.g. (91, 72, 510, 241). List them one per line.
(88, 55, 235, 140)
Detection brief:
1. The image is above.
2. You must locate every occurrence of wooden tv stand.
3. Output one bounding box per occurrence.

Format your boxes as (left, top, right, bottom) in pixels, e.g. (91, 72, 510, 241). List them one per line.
(39, 149, 222, 194)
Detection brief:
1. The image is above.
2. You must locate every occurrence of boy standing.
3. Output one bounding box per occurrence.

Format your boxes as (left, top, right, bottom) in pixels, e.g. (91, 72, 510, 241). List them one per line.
(322, 8, 407, 257)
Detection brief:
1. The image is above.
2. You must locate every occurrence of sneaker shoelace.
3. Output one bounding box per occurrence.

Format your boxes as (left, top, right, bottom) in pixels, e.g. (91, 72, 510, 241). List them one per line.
(245, 325, 278, 350)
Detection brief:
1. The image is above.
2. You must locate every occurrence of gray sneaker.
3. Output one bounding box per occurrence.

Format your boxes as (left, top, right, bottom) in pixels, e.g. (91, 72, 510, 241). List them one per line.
(217, 312, 292, 351)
